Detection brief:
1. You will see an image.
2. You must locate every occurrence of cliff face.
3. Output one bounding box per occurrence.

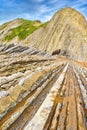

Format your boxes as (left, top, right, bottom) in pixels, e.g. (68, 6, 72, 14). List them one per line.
(28, 8, 87, 61)
(0, 7, 87, 61)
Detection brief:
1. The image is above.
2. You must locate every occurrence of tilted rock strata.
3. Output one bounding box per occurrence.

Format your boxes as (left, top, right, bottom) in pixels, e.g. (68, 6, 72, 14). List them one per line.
(28, 8, 87, 62)
(0, 45, 87, 129)
(0, 8, 87, 61)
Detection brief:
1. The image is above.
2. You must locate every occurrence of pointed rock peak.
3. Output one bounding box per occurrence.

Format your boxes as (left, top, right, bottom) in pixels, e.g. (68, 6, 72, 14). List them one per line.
(51, 7, 87, 29)
(55, 7, 84, 15)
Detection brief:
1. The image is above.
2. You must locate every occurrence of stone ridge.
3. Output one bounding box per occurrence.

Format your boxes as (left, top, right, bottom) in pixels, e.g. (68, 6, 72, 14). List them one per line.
(28, 7, 87, 62)
(0, 7, 87, 62)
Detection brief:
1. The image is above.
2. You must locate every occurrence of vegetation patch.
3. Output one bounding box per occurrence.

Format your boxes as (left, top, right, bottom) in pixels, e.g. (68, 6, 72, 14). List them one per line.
(3, 19, 49, 42)
(40, 21, 49, 28)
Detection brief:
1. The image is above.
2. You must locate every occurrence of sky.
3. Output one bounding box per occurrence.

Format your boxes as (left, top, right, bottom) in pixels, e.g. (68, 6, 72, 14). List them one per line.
(0, 0, 87, 25)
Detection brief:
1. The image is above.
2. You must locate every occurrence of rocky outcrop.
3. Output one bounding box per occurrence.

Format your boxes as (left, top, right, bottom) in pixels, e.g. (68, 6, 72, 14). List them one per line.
(0, 7, 87, 61)
(28, 7, 87, 62)
(0, 8, 87, 129)
(0, 49, 87, 130)
(0, 19, 23, 41)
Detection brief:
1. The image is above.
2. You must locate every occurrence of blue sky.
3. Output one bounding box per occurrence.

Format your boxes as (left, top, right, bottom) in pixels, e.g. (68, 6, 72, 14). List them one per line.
(0, 0, 87, 25)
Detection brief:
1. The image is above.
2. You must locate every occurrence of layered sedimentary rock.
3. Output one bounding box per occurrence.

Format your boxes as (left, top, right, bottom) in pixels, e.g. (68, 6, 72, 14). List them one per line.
(0, 7, 87, 130)
(0, 46, 87, 130)
(28, 7, 87, 61)
(0, 7, 87, 61)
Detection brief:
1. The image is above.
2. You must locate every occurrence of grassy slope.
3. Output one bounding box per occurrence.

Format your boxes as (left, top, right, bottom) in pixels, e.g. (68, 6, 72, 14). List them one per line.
(3, 19, 49, 42)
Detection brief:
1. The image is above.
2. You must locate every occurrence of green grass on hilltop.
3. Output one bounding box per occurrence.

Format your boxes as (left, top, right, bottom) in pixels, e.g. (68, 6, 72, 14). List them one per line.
(40, 21, 49, 28)
(3, 19, 49, 42)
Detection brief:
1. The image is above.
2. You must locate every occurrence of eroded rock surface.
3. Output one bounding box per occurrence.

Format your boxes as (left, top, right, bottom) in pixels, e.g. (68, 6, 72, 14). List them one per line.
(0, 45, 87, 130)
(0, 8, 87, 61)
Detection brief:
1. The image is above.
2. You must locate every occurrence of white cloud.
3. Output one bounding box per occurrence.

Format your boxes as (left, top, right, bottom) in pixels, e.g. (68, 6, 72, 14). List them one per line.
(41, 14, 52, 22)
(39, 5, 48, 13)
